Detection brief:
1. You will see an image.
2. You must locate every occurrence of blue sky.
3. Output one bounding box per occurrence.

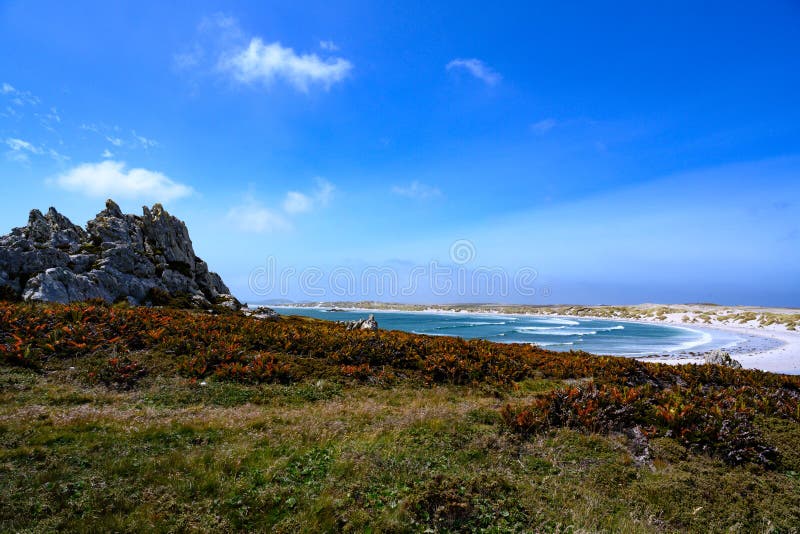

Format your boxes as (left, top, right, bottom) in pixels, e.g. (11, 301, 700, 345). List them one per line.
(1, 1, 799, 306)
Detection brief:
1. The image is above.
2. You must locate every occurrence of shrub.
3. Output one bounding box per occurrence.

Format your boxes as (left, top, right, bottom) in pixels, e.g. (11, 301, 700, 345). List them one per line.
(501, 383, 784, 467)
(146, 287, 172, 306)
(1, 300, 799, 469)
(0, 285, 20, 302)
(89, 354, 147, 389)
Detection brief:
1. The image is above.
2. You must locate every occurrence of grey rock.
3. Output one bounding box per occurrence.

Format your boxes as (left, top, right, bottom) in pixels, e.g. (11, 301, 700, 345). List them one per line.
(23, 267, 109, 304)
(0, 199, 239, 309)
(140, 204, 196, 269)
(68, 254, 97, 274)
(0, 244, 70, 276)
(191, 294, 212, 308)
(86, 200, 145, 250)
(0, 270, 20, 294)
(247, 306, 279, 319)
(216, 294, 242, 311)
(160, 268, 198, 295)
(344, 314, 379, 331)
(703, 349, 743, 369)
(98, 246, 154, 277)
(24, 207, 87, 252)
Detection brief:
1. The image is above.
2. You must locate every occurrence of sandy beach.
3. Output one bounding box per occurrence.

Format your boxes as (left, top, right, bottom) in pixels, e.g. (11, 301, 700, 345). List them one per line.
(600, 310, 800, 374)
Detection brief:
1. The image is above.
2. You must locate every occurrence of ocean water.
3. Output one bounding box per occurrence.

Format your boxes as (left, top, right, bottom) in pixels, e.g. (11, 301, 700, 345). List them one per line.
(271, 307, 742, 357)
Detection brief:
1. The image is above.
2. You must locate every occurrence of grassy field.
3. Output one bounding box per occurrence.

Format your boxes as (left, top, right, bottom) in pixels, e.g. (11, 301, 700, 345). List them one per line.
(1, 302, 799, 532)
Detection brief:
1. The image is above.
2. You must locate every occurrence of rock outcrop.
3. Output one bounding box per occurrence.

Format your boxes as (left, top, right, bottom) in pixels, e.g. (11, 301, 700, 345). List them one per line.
(245, 306, 280, 319)
(343, 314, 379, 331)
(0, 199, 240, 308)
(703, 349, 743, 369)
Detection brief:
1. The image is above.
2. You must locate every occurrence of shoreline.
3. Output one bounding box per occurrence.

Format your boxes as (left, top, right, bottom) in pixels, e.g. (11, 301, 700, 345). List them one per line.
(265, 303, 800, 374)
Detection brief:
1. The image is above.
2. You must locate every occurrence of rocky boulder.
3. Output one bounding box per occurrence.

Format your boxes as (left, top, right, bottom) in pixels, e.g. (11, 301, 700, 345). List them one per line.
(0, 199, 240, 309)
(246, 306, 280, 319)
(344, 314, 379, 331)
(703, 349, 743, 369)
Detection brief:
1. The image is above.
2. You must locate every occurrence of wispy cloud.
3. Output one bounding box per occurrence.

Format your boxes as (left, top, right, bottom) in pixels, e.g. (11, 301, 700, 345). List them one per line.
(5, 137, 69, 164)
(0, 82, 39, 106)
(84, 125, 158, 151)
(132, 130, 158, 149)
(446, 58, 501, 86)
(230, 178, 335, 233)
(35, 107, 62, 132)
(531, 118, 557, 134)
(319, 40, 339, 51)
(5, 138, 41, 154)
(391, 181, 442, 200)
(47, 148, 70, 163)
(227, 195, 291, 233)
(4, 137, 42, 162)
(53, 160, 193, 201)
(102, 149, 114, 159)
(283, 178, 335, 214)
(198, 12, 243, 38)
(283, 191, 312, 214)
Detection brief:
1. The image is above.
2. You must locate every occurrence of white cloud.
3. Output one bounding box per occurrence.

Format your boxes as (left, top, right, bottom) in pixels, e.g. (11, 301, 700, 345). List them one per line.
(102, 149, 114, 158)
(220, 38, 352, 92)
(5, 137, 67, 163)
(283, 191, 313, 214)
(229, 178, 335, 233)
(446, 58, 501, 86)
(227, 195, 291, 233)
(174, 14, 240, 71)
(2, 106, 20, 119)
(392, 181, 442, 200)
(283, 178, 335, 214)
(4, 137, 42, 162)
(53, 160, 193, 201)
(198, 12, 242, 37)
(0, 82, 39, 105)
(5, 138, 41, 154)
(312, 177, 334, 205)
(106, 136, 123, 147)
(36, 107, 62, 133)
(319, 40, 339, 51)
(132, 130, 158, 149)
(174, 49, 202, 70)
(48, 148, 69, 163)
(531, 118, 557, 134)
(178, 15, 353, 93)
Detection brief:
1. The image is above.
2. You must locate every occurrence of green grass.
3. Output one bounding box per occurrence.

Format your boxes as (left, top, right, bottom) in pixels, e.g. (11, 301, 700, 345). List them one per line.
(1, 366, 799, 533)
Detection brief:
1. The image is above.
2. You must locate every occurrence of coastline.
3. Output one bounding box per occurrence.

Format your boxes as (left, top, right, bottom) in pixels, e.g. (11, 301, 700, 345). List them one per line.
(589, 313, 800, 374)
(266, 303, 800, 374)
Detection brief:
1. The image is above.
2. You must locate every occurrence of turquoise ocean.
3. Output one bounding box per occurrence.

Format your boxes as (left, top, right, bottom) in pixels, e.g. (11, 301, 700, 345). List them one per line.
(271, 307, 748, 357)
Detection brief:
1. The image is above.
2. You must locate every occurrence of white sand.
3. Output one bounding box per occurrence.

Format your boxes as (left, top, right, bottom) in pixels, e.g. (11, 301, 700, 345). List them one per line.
(618, 312, 800, 374)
